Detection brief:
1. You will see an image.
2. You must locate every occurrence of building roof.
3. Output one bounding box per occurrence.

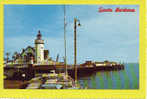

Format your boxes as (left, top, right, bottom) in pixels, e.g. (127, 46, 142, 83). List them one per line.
(20, 46, 35, 56)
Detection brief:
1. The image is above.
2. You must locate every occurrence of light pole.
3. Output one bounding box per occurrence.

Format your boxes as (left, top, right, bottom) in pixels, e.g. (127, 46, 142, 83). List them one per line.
(74, 18, 81, 84)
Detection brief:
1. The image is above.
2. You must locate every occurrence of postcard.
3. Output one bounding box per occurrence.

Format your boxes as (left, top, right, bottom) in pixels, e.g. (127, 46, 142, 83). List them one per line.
(0, 0, 146, 98)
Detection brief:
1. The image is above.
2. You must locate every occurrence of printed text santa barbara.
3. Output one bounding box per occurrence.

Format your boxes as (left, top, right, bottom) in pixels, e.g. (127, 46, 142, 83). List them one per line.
(98, 7, 136, 13)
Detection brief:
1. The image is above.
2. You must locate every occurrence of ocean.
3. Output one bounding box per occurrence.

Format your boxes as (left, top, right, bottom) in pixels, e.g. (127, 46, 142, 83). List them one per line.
(78, 63, 139, 89)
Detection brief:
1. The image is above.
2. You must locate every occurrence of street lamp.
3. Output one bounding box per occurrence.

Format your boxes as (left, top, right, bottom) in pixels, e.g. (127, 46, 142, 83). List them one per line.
(74, 18, 81, 84)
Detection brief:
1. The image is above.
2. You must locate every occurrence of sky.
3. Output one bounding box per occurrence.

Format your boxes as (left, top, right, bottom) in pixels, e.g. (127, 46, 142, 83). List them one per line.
(4, 5, 139, 64)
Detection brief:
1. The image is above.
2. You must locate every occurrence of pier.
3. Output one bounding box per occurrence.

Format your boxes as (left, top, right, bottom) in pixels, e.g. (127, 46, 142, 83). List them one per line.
(4, 62, 124, 81)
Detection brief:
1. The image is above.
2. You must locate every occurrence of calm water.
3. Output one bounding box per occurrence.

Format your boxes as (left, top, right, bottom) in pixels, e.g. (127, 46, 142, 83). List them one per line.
(78, 63, 139, 89)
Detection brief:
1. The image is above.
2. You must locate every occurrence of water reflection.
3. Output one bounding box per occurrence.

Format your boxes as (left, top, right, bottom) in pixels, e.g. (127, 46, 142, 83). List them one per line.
(78, 63, 139, 89)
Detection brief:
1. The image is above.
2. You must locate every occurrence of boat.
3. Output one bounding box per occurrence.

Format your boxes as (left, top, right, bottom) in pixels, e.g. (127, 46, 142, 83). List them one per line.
(25, 70, 77, 89)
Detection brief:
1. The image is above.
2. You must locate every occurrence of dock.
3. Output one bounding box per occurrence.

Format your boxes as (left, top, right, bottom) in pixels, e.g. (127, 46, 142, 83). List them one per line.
(4, 62, 124, 80)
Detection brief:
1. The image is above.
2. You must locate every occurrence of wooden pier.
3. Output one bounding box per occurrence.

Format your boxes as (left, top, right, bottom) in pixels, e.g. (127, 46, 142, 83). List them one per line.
(4, 63, 124, 81)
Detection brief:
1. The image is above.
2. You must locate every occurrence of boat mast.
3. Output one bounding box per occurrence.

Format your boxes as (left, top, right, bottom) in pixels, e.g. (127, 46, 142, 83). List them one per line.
(64, 5, 68, 76)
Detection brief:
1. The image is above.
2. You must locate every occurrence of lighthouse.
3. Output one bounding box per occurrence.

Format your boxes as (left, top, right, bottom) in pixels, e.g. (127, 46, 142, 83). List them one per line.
(35, 30, 44, 64)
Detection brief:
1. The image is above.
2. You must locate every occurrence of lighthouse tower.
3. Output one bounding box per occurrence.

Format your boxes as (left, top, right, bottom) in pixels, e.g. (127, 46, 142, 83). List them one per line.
(35, 30, 44, 64)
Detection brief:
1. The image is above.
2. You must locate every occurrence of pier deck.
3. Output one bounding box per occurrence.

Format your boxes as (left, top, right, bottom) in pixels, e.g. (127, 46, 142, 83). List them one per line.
(4, 63, 124, 81)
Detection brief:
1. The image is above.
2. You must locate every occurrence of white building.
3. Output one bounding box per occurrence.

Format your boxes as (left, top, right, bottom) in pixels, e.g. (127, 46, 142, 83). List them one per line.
(35, 30, 44, 64)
